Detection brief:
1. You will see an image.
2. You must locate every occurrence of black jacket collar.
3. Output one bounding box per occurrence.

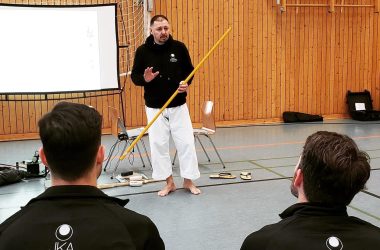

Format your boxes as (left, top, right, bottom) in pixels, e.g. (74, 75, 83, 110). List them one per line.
(27, 185, 129, 207)
(145, 34, 173, 51)
(280, 202, 348, 219)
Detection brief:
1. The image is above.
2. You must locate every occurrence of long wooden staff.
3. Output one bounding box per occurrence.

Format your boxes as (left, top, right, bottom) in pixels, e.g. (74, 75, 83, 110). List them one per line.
(120, 27, 232, 160)
(97, 179, 163, 189)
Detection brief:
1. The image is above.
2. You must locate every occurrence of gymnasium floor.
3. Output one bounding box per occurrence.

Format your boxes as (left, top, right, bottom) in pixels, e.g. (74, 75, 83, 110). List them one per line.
(1, 119, 379, 250)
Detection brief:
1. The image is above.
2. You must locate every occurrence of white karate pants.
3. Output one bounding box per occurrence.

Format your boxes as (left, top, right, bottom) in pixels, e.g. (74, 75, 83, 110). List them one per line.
(146, 104, 200, 180)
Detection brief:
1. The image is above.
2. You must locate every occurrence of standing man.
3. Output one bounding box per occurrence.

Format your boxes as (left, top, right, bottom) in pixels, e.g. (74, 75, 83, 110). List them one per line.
(241, 131, 380, 250)
(131, 15, 200, 196)
(0, 102, 165, 250)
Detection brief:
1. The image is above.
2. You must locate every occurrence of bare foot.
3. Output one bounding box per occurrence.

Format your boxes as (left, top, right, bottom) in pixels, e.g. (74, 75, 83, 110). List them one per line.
(158, 183, 176, 197)
(183, 179, 201, 195)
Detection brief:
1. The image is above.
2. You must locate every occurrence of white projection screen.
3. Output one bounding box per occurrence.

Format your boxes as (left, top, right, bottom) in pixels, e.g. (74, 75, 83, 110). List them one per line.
(0, 4, 119, 93)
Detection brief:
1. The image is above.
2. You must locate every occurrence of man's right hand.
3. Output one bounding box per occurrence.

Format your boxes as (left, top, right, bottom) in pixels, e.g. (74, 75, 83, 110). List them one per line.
(144, 67, 159, 82)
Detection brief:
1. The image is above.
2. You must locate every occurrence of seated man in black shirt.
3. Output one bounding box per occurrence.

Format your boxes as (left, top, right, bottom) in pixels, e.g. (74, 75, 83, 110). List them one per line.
(0, 102, 165, 250)
(241, 131, 380, 250)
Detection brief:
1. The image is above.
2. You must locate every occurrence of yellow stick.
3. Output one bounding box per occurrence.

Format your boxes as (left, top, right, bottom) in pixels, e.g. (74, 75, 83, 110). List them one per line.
(120, 27, 232, 160)
(97, 179, 164, 189)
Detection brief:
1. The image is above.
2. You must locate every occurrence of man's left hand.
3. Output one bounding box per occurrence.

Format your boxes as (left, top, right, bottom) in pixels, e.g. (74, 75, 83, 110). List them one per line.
(177, 81, 188, 93)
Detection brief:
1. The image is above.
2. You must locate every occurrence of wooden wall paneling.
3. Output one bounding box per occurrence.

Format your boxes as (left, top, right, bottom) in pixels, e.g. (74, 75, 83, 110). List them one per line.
(333, 9, 339, 114)
(307, 7, 313, 113)
(242, 0, 249, 118)
(290, 6, 297, 113)
(351, 6, 358, 93)
(306, 6, 312, 113)
(280, 5, 286, 115)
(363, 0, 373, 89)
(351, 5, 357, 92)
(376, 12, 380, 109)
(187, 0, 194, 110)
(15, 96, 23, 133)
(2, 100, 11, 135)
(364, 6, 371, 91)
(194, 0, 203, 122)
(189, 0, 198, 122)
(346, 5, 353, 101)
(262, 0, 269, 118)
(294, 5, 301, 113)
(318, 0, 324, 115)
(247, 1, 253, 119)
(311, 6, 317, 114)
(360, 5, 366, 92)
(202, 0, 209, 118)
(368, 7, 375, 98)
(223, 0, 230, 120)
(298, 7, 305, 113)
(310, 3, 325, 114)
(285, 8, 291, 113)
(253, 1, 259, 119)
(9, 98, 17, 134)
(208, 0, 216, 110)
(232, 0, 239, 120)
(342, 5, 349, 114)
(326, 9, 333, 114)
(0, 100, 4, 135)
(211, 0, 220, 120)
(3, 0, 380, 140)
(21, 96, 29, 133)
(273, 3, 280, 117)
(372, 9, 379, 108)
(355, 6, 361, 93)
(338, 7, 345, 114)
(321, 6, 327, 114)
(218, 0, 226, 121)
(237, 0, 244, 119)
(257, 1, 264, 118)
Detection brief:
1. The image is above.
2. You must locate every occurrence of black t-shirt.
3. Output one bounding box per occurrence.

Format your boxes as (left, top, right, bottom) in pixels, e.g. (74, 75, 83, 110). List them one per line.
(131, 35, 194, 108)
(0, 185, 165, 250)
(241, 202, 380, 250)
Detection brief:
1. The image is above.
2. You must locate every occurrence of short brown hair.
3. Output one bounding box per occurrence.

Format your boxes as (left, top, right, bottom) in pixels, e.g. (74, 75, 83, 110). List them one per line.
(299, 131, 370, 205)
(150, 15, 169, 26)
(38, 102, 102, 181)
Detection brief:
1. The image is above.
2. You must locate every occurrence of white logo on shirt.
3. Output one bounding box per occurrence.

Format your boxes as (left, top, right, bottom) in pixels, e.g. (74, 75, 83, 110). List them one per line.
(170, 53, 177, 62)
(326, 236, 343, 250)
(54, 224, 74, 250)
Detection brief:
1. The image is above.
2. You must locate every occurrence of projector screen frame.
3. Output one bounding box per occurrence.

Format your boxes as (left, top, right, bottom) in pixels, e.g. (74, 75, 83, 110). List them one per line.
(0, 3, 121, 95)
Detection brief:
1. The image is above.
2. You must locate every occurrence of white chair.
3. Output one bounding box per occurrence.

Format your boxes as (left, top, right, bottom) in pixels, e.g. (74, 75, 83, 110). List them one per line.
(103, 106, 151, 174)
(172, 101, 226, 168)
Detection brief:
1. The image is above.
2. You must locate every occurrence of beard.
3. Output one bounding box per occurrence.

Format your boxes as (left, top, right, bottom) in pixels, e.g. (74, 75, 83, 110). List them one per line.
(290, 173, 298, 198)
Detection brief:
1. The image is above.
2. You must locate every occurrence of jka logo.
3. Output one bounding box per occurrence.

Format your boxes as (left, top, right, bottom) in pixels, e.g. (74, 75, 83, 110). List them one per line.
(54, 224, 74, 250)
(169, 53, 177, 62)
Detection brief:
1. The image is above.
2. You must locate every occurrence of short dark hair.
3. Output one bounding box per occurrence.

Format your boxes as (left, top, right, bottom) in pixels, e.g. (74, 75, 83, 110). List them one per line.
(299, 131, 370, 205)
(38, 102, 102, 181)
(150, 15, 169, 26)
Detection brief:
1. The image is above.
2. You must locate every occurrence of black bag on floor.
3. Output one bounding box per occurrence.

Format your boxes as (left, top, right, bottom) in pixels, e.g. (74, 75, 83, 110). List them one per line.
(283, 111, 323, 123)
(0, 167, 28, 186)
(347, 90, 380, 121)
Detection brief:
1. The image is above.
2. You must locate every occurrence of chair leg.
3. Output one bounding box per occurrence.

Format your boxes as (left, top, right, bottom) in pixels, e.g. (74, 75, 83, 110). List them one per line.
(196, 135, 211, 162)
(204, 134, 226, 168)
(112, 141, 129, 175)
(140, 138, 152, 168)
(103, 139, 119, 172)
(135, 143, 146, 168)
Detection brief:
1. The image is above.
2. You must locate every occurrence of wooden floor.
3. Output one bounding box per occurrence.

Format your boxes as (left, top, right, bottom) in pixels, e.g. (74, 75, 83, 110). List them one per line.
(1, 119, 380, 250)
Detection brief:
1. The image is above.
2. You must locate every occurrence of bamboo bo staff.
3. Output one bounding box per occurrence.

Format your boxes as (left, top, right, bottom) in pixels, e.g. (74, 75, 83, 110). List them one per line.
(120, 27, 232, 160)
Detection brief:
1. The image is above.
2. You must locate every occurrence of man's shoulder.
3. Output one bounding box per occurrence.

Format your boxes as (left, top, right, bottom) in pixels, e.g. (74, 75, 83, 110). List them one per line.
(349, 216, 380, 233)
(104, 202, 154, 226)
(170, 39, 187, 49)
(241, 222, 283, 249)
